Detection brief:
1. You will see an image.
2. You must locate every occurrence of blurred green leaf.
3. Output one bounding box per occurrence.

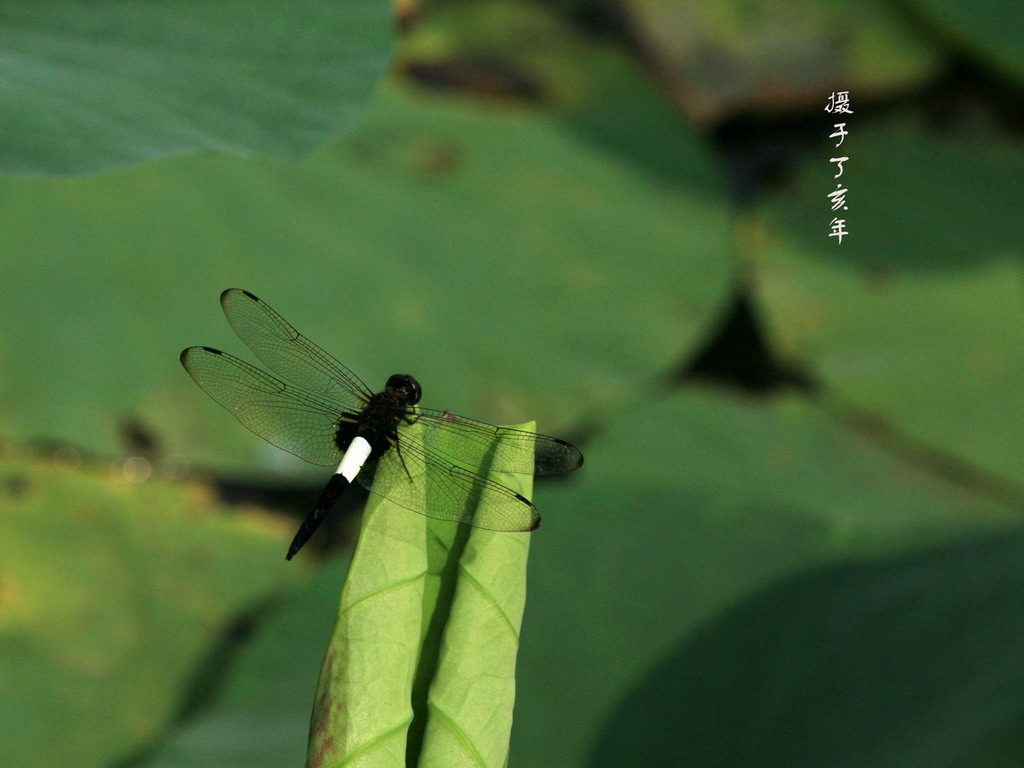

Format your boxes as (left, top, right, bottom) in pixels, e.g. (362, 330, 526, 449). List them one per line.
(0, 80, 732, 472)
(308, 422, 534, 767)
(509, 390, 1020, 765)
(615, 0, 940, 120)
(591, 530, 1024, 768)
(114, 391, 1023, 768)
(0, 0, 392, 176)
(146, 555, 351, 768)
(399, 1, 725, 191)
(754, 121, 1024, 487)
(907, 0, 1024, 83)
(0, 456, 298, 768)
(763, 120, 1024, 269)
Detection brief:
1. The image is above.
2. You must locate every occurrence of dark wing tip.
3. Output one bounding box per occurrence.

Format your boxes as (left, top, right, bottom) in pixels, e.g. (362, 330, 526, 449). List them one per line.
(545, 438, 584, 472)
(557, 438, 585, 469)
(220, 288, 260, 307)
(514, 493, 542, 531)
(180, 346, 222, 367)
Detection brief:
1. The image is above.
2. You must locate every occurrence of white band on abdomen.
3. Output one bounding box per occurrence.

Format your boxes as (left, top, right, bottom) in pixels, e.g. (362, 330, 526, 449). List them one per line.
(335, 436, 373, 482)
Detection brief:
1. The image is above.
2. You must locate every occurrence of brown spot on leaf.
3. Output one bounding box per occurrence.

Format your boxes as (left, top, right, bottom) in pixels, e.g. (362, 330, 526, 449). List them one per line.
(2, 474, 30, 498)
(403, 57, 544, 103)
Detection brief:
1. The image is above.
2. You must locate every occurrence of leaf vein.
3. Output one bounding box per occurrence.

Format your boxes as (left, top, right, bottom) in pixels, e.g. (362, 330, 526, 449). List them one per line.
(338, 570, 428, 618)
(457, 565, 520, 642)
(337, 718, 413, 766)
(427, 702, 488, 768)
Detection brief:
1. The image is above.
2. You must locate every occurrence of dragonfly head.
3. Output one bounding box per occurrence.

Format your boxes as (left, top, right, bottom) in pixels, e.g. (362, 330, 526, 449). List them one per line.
(386, 374, 422, 405)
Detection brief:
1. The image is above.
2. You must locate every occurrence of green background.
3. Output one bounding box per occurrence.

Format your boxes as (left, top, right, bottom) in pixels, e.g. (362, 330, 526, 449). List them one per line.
(1, 0, 1023, 766)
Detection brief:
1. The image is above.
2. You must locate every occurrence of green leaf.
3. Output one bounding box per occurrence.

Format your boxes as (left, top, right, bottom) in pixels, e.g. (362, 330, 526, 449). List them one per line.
(398, 1, 726, 191)
(907, 0, 1024, 83)
(0, 0, 392, 176)
(755, 121, 1024, 487)
(0, 80, 732, 470)
(592, 530, 1024, 767)
(612, 0, 940, 120)
(308, 422, 535, 767)
(145, 555, 352, 768)
(762, 120, 1023, 270)
(0, 455, 298, 768)
(509, 391, 1021, 765)
(100, 391, 1024, 768)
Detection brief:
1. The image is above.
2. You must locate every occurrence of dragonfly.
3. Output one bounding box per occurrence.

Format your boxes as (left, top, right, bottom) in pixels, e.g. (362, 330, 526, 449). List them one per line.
(180, 289, 584, 560)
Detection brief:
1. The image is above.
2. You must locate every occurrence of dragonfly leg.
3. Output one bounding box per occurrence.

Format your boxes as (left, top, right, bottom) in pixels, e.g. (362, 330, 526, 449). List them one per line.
(390, 437, 415, 483)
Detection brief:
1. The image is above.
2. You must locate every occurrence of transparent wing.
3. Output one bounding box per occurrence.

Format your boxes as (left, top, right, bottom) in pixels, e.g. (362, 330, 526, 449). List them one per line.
(180, 346, 345, 467)
(220, 288, 374, 407)
(358, 437, 540, 532)
(415, 408, 584, 476)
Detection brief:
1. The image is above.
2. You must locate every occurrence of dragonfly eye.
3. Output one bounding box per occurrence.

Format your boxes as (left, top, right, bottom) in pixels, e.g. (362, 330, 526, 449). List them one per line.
(386, 374, 422, 405)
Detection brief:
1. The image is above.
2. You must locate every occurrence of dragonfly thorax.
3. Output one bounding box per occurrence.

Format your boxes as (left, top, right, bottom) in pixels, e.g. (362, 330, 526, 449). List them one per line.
(334, 381, 418, 457)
